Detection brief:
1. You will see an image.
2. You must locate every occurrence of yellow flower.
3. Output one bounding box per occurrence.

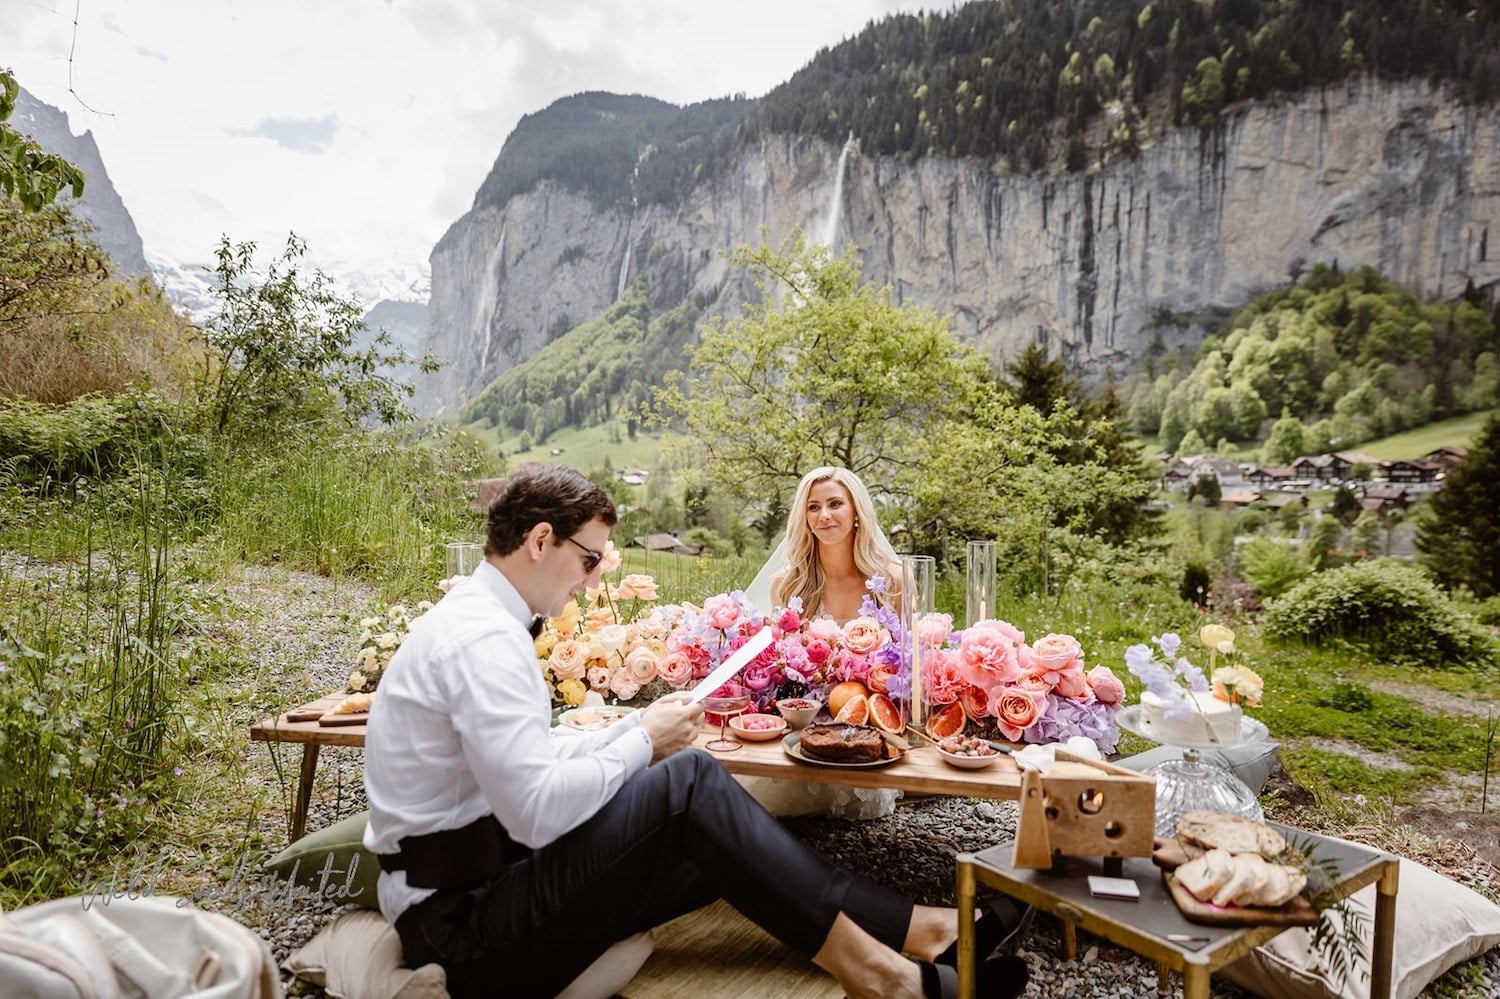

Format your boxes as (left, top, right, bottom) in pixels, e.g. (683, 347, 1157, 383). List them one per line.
(556, 678, 588, 706)
(1199, 623, 1236, 655)
(533, 630, 557, 659)
(551, 600, 582, 636)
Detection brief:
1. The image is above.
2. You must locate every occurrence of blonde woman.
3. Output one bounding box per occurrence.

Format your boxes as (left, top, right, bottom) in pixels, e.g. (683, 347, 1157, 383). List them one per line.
(744, 467, 903, 818)
(749, 467, 902, 622)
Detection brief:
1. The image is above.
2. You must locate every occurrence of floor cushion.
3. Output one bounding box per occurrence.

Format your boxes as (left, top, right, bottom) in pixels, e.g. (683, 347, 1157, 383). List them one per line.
(1219, 854, 1500, 998)
(264, 811, 379, 909)
(284, 910, 655, 999)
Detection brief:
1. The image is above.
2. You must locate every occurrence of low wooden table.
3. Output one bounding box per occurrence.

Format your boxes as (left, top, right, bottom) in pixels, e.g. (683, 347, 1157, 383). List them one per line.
(954, 825, 1398, 999)
(251, 696, 1026, 842)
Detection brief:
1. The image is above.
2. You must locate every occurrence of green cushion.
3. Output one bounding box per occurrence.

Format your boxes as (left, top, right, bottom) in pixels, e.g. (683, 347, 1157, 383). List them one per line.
(265, 811, 380, 909)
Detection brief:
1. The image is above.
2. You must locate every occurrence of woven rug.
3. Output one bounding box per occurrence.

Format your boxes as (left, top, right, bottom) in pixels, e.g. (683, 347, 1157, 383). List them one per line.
(623, 900, 843, 998)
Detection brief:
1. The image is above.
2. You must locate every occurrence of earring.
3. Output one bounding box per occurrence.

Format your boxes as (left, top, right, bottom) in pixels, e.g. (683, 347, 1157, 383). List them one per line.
(854, 519, 859, 527)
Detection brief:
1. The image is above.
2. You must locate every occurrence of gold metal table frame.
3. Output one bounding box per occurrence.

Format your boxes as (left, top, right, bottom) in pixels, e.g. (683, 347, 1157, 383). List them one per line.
(955, 827, 1398, 999)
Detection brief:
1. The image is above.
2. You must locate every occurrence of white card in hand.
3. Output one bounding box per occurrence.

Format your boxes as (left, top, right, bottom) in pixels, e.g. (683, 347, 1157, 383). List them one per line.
(687, 627, 774, 703)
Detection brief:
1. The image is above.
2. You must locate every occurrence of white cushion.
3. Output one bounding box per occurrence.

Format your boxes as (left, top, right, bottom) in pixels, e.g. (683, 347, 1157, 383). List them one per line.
(284, 909, 652, 999)
(1220, 855, 1500, 998)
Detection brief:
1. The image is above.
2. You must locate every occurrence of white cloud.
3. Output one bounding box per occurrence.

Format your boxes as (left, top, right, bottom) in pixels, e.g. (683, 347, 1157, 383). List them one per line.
(3, 0, 914, 289)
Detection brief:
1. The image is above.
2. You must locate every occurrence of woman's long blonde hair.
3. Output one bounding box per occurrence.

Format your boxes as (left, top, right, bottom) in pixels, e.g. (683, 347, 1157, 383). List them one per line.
(772, 467, 894, 618)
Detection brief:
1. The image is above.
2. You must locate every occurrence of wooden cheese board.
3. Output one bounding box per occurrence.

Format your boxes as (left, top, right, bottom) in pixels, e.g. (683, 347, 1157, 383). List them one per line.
(1163, 871, 1319, 927)
(286, 694, 344, 722)
(318, 709, 371, 727)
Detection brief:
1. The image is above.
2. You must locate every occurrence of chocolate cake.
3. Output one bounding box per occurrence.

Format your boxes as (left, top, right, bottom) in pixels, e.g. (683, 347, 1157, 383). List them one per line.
(798, 723, 886, 763)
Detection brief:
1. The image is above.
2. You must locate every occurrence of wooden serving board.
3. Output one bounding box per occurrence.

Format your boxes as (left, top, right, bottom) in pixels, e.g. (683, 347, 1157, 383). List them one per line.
(1164, 872, 1318, 927)
(286, 694, 344, 722)
(318, 710, 371, 727)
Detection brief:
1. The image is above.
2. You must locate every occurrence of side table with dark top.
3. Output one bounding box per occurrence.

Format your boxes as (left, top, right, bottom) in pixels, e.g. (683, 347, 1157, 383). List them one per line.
(955, 824, 1398, 999)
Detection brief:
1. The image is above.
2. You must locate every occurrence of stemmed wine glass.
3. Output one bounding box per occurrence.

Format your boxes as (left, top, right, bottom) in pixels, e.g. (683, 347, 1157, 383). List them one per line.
(702, 683, 752, 753)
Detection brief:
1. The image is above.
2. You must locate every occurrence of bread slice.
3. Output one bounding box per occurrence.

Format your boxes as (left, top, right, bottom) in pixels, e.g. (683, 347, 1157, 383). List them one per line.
(1177, 812, 1285, 857)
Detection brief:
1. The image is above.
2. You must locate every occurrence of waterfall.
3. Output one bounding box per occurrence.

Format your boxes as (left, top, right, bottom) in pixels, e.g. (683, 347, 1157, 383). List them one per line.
(820, 132, 855, 246)
(616, 220, 632, 299)
(474, 227, 505, 375)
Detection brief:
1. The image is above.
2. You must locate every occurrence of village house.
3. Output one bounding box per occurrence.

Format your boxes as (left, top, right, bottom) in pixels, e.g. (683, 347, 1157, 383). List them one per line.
(1188, 456, 1245, 488)
(1425, 445, 1468, 472)
(1244, 464, 1296, 490)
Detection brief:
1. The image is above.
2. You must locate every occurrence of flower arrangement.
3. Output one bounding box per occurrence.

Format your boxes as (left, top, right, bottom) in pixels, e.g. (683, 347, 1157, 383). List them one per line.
(662, 578, 911, 717)
(535, 541, 689, 708)
(1124, 623, 1264, 725)
(918, 617, 1125, 754)
(348, 601, 432, 693)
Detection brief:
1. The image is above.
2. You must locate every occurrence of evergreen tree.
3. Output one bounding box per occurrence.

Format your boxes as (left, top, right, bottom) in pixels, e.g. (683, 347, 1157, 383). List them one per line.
(1330, 486, 1362, 526)
(1306, 514, 1343, 569)
(1418, 415, 1500, 597)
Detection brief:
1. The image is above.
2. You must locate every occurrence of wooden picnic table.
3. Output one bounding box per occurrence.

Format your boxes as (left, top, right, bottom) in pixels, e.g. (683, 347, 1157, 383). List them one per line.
(250, 694, 1025, 842)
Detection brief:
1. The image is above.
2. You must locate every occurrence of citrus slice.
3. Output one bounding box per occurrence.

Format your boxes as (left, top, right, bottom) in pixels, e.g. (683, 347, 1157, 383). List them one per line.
(828, 680, 869, 717)
(867, 663, 898, 694)
(834, 693, 869, 725)
(925, 700, 966, 740)
(869, 692, 903, 733)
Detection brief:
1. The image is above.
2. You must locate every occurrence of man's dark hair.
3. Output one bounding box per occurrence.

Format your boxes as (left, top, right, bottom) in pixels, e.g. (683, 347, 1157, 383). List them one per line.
(484, 463, 617, 557)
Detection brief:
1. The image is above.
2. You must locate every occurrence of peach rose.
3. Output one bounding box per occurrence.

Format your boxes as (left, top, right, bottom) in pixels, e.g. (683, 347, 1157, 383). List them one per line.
(1053, 669, 1090, 700)
(548, 640, 588, 681)
(1086, 665, 1125, 704)
(702, 594, 741, 631)
(842, 617, 886, 655)
(1031, 633, 1083, 671)
(610, 670, 641, 700)
(624, 645, 659, 683)
(993, 688, 1045, 741)
(585, 606, 616, 632)
(657, 650, 694, 688)
(617, 573, 658, 602)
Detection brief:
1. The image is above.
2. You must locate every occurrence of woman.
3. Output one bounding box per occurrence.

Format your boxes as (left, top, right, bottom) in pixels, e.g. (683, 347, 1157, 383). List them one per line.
(744, 467, 904, 818)
(748, 467, 902, 623)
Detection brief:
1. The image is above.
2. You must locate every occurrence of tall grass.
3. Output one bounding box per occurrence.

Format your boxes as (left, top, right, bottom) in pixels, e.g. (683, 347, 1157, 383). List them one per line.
(0, 443, 184, 902)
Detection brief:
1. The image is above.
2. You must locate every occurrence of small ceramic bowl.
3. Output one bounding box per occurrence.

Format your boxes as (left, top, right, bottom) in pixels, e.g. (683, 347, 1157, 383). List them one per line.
(935, 736, 1000, 770)
(775, 697, 823, 730)
(729, 713, 788, 742)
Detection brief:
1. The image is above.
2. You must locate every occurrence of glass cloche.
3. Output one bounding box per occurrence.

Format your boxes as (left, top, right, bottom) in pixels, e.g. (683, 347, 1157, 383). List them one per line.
(1146, 747, 1264, 838)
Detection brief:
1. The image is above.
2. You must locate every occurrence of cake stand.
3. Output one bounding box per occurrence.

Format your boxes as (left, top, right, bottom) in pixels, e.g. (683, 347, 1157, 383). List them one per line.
(1116, 706, 1271, 837)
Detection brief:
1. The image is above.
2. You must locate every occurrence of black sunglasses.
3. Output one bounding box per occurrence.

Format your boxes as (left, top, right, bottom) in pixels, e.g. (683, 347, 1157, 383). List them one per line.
(563, 536, 604, 573)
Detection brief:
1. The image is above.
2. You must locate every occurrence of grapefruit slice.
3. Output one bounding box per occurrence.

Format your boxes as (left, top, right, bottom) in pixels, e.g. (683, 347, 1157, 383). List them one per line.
(828, 680, 869, 717)
(869, 692, 903, 733)
(925, 701, 966, 740)
(834, 693, 869, 726)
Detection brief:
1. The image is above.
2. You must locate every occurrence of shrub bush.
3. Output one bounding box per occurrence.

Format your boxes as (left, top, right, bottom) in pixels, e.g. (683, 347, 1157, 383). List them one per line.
(1262, 560, 1499, 668)
(1239, 536, 1309, 598)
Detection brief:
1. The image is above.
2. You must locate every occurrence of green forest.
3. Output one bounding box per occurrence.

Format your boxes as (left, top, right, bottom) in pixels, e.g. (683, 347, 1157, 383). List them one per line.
(466, 0, 1500, 217)
(1128, 265, 1499, 459)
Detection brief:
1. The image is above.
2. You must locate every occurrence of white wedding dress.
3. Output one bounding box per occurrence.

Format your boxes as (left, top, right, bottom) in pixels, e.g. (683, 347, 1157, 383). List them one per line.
(738, 536, 902, 820)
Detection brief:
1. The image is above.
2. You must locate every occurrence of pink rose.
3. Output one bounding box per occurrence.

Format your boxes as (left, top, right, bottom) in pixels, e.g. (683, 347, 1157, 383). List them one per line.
(958, 621, 1021, 690)
(658, 651, 693, 688)
(548, 640, 588, 681)
(1053, 669, 1090, 700)
(842, 617, 886, 655)
(1086, 665, 1125, 705)
(702, 595, 741, 631)
(598, 541, 623, 574)
(617, 573, 658, 601)
(804, 637, 832, 665)
(992, 688, 1045, 741)
(1015, 672, 1052, 694)
(917, 612, 954, 647)
(978, 618, 1026, 647)
(586, 666, 612, 692)
(623, 645, 659, 683)
(921, 648, 967, 705)
(776, 607, 802, 634)
(742, 659, 782, 692)
(805, 619, 843, 644)
(610, 670, 641, 700)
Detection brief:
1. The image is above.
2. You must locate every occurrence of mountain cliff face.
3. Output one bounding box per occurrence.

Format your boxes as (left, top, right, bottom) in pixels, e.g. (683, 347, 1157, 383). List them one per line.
(14, 89, 150, 279)
(416, 76, 1499, 416)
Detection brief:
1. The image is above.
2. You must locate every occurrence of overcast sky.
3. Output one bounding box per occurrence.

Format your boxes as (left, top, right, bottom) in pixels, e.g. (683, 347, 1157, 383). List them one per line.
(4, 0, 914, 292)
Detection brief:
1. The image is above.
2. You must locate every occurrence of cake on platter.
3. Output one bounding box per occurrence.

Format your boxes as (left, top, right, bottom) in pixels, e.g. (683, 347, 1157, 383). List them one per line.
(1138, 690, 1242, 745)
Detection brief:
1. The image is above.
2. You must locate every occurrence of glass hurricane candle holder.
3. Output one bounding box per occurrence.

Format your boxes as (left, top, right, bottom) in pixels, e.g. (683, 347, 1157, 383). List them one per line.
(901, 554, 935, 732)
(445, 541, 482, 578)
(965, 540, 996, 627)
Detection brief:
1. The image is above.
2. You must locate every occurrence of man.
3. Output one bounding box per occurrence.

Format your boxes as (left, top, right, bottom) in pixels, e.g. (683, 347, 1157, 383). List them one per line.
(363, 463, 1027, 998)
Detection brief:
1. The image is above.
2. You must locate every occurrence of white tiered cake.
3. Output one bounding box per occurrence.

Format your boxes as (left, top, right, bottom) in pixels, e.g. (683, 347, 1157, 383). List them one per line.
(1138, 690, 1242, 745)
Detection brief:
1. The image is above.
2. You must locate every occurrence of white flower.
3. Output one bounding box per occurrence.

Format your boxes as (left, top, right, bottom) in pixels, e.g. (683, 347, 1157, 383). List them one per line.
(360, 617, 382, 630)
(376, 632, 400, 650)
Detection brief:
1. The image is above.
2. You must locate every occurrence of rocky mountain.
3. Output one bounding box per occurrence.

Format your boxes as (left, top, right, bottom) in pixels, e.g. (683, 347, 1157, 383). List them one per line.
(13, 88, 150, 279)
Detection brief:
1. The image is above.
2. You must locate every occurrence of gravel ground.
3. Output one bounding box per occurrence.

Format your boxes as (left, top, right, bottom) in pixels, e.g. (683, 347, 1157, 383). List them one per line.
(115, 562, 1500, 997)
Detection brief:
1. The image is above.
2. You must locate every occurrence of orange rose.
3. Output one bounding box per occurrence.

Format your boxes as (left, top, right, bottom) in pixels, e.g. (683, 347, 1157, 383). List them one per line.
(842, 617, 886, 655)
(993, 688, 1045, 742)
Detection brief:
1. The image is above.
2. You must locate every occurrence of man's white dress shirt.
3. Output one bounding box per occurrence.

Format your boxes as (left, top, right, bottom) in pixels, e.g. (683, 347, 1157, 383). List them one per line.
(362, 560, 654, 922)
